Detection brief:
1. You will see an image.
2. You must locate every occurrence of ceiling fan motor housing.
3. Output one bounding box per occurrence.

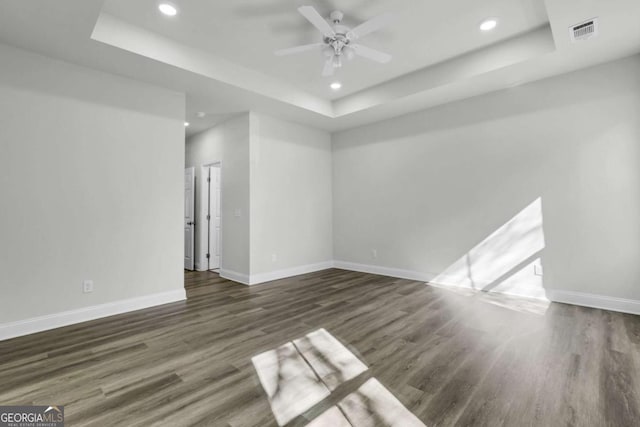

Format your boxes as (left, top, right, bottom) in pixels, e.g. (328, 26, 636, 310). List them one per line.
(324, 13, 353, 59)
(324, 32, 350, 54)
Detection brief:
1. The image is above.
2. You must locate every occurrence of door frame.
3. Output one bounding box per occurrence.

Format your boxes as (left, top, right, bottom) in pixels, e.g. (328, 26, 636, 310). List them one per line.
(184, 166, 196, 271)
(199, 161, 222, 271)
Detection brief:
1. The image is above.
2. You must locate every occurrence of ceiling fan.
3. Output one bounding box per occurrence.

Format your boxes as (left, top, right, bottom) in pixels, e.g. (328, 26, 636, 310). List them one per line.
(275, 6, 393, 77)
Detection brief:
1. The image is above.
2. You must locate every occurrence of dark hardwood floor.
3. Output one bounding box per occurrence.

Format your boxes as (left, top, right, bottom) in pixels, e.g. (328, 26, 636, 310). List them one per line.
(1, 269, 639, 426)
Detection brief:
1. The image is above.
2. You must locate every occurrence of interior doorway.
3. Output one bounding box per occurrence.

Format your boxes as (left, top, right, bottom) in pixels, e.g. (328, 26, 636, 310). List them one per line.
(202, 163, 222, 272)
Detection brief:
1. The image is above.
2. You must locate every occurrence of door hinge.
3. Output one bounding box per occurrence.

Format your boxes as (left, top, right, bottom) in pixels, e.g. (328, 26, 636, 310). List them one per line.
(207, 177, 211, 183)
(206, 253, 210, 259)
(207, 214, 211, 220)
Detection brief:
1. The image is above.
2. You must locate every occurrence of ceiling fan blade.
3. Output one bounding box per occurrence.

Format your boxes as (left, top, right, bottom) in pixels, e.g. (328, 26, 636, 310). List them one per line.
(298, 6, 335, 36)
(274, 43, 324, 56)
(322, 58, 335, 76)
(348, 13, 393, 39)
(351, 44, 392, 63)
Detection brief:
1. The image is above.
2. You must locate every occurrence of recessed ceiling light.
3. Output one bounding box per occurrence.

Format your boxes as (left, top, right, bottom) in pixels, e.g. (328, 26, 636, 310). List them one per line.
(480, 19, 498, 31)
(158, 3, 178, 16)
(184, 122, 190, 127)
(330, 82, 342, 90)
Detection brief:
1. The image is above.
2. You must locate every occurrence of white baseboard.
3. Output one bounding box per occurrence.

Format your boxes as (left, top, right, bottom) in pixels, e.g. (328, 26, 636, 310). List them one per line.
(334, 260, 640, 315)
(220, 268, 251, 285)
(249, 261, 334, 285)
(333, 260, 435, 282)
(0, 289, 186, 341)
(547, 289, 640, 315)
(5, 265, 637, 342)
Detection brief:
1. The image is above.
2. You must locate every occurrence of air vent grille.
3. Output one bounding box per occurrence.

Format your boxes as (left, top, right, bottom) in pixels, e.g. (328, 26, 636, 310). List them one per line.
(570, 18, 598, 42)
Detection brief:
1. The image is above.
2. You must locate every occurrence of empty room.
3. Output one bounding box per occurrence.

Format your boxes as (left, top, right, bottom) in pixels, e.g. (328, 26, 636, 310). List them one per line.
(1, 0, 640, 426)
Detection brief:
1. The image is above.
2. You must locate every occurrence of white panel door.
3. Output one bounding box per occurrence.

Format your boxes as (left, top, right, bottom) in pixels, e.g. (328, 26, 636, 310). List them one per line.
(184, 167, 195, 270)
(209, 166, 222, 269)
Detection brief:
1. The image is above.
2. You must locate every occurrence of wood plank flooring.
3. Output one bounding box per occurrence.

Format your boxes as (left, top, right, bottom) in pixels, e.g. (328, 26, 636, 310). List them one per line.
(1, 269, 639, 426)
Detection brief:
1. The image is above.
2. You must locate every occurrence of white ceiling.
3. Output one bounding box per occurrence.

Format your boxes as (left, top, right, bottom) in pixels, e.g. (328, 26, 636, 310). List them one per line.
(100, 0, 550, 99)
(0, 0, 639, 137)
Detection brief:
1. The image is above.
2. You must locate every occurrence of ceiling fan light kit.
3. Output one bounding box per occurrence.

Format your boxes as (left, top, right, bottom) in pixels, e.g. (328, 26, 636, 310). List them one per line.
(274, 6, 393, 77)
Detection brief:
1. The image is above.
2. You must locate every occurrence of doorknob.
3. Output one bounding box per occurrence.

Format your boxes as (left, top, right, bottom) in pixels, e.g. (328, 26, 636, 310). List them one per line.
(187, 222, 194, 226)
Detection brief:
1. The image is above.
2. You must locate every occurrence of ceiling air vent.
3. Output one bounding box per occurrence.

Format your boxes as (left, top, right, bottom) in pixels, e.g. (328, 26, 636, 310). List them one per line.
(569, 18, 598, 42)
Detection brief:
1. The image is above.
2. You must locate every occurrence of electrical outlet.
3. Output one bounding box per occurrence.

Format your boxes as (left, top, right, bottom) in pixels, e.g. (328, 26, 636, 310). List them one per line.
(534, 264, 544, 276)
(271, 253, 278, 263)
(371, 249, 377, 259)
(83, 280, 94, 293)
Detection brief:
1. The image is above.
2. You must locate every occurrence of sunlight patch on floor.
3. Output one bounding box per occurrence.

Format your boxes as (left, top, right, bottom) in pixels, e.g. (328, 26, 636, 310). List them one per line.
(429, 281, 551, 316)
(251, 341, 330, 426)
(293, 329, 369, 391)
(252, 328, 426, 426)
(307, 407, 351, 427)
(339, 378, 426, 427)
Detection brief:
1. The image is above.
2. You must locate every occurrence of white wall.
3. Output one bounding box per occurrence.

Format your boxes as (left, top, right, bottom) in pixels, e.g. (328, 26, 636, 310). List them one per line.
(250, 113, 333, 279)
(2, 42, 638, 338)
(333, 55, 640, 301)
(0, 44, 186, 327)
(185, 114, 251, 277)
